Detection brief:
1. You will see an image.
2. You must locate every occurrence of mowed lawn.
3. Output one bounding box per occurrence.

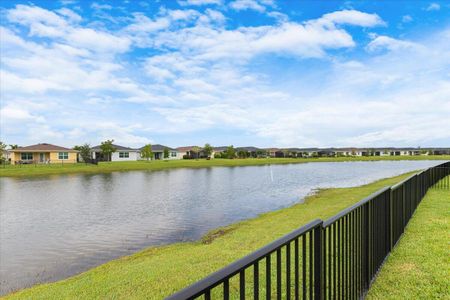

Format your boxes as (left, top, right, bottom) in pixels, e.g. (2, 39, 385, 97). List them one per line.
(5, 172, 417, 299)
(1, 155, 449, 177)
(367, 185, 449, 299)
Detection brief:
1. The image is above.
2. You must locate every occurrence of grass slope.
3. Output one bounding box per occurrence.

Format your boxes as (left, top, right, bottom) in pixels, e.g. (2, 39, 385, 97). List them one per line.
(4, 172, 417, 299)
(1, 156, 449, 178)
(367, 186, 450, 299)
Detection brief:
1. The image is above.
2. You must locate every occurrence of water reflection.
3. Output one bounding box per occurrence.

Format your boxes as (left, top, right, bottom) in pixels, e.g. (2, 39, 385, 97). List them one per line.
(0, 160, 444, 294)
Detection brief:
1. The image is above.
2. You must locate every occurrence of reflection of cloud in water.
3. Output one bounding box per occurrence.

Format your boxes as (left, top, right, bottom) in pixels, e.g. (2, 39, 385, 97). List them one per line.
(0, 160, 445, 294)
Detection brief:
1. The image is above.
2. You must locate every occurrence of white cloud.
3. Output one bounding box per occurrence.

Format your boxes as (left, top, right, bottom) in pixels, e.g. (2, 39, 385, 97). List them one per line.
(402, 15, 413, 23)
(425, 3, 440, 11)
(146, 11, 384, 63)
(0, 106, 45, 123)
(316, 10, 385, 27)
(229, 0, 267, 12)
(178, 0, 222, 6)
(125, 13, 171, 34)
(56, 8, 82, 23)
(91, 2, 113, 10)
(366, 35, 421, 52)
(267, 11, 289, 22)
(67, 27, 131, 53)
(7, 4, 131, 54)
(200, 9, 226, 24)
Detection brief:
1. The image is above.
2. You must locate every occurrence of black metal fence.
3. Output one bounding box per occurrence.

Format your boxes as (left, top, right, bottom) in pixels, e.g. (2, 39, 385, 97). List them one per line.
(167, 162, 450, 300)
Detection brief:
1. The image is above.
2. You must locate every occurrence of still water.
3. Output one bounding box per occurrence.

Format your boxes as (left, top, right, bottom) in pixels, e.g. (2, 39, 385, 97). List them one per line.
(0, 160, 444, 294)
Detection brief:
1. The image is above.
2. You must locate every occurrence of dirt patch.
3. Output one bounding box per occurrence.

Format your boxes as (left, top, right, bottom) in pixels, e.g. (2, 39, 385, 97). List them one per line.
(397, 262, 419, 273)
(201, 227, 235, 244)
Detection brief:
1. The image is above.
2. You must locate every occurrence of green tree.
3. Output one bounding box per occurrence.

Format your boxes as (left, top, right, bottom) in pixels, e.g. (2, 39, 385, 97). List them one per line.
(9, 144, 18, 149)
(256, 149, 266, 158)
(78, 144, 92, 164)
(100, 139, 116, 161)
(225, 145, 236, 159)
(191, 146, 201, 159)
(141, 144, 153, 161)
(237, 150, 248, 159)
(0, 141, 6, 162)
(203, 143, 213, 158)
(163, 147, 169, 159)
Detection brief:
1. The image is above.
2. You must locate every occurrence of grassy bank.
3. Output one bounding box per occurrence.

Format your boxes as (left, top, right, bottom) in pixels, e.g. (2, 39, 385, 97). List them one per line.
(1, 155, 449, 178)
(367, 185, 449, 299)
(4, 172, 417, 299)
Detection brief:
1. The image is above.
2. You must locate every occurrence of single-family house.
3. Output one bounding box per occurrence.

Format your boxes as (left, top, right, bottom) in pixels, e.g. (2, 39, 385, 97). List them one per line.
(388, 148, 414, 156)
(335, 148, 356, 156)
(266, 148, 285, 158)
(91, 144, 140, 162)
(236, 146, 261, 158)
(212, 146, 229, 158)
(298, 148, 320, 157)
(177, 146, 205, 159)
(317, 149, 336, 157)
(9, 143, 78, 165)
(428, 148, 450, 155)
(141, 144, 178, 160)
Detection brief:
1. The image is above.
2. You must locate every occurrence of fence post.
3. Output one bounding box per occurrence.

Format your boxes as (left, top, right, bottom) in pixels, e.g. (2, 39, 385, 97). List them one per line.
(387, 189, 392, 253)
(364, 202, 370, 291)
(314, 225, 323, 300)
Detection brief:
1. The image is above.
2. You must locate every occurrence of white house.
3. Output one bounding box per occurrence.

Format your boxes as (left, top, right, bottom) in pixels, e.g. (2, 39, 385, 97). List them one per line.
(91, 144, 140, 162)
(140, 144, 179, 160)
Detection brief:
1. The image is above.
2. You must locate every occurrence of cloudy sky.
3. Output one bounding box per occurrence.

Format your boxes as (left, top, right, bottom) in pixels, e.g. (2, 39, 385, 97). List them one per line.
(1, 0, 449, 148)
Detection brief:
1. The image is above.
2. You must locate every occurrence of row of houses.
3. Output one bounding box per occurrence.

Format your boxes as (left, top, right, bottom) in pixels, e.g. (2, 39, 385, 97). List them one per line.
(5, 143, 182, 165)
(4, 143, 450, 165)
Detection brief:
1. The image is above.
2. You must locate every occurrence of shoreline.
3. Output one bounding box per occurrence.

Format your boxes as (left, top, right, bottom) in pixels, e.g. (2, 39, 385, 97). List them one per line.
(4, 170, 420, 299)
(1, 155, 449, 178)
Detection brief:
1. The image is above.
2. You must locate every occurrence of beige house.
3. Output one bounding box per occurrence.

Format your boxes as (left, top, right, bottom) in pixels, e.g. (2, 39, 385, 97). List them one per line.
(10, 143, 78, 165)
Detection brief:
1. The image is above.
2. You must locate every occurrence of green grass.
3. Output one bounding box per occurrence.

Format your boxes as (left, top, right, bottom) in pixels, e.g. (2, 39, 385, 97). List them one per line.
(4, 172, 418, 299)
(1, 155, 449, 178)
(367, 185, 450, 299)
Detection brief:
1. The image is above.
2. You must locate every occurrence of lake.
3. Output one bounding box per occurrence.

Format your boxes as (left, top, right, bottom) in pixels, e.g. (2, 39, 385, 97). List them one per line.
(0, 160, 445, 294)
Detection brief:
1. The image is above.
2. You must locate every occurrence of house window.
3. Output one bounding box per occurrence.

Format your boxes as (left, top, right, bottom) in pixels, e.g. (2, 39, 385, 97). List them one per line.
(119, 152, 129, 158)
(21, 153, 33, 160)
(58, 152, 69, 160)
(171, 152, 177, 157)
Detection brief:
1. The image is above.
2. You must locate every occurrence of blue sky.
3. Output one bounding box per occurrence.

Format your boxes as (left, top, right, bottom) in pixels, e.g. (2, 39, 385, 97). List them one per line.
(1, 0, 449, 148)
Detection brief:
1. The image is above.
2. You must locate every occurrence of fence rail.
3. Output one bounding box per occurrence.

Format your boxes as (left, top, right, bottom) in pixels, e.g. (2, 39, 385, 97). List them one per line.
(168, 162, 450, 300)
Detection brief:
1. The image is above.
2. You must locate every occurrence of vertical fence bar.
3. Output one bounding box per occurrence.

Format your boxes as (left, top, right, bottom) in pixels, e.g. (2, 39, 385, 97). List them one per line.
(303, 235, 307, 300)
(364, 202, 370, 292)
(295, 238, 299, 300)
(314, 226, 322, 300)
(240, 270, 245, 300)
(309, 232, 313, 300)
(286, 243, 291, 300)
(277, 249, 281, 300)
(224, 278, 230, 300)
(266, 255, 271, 300)
(254, 262, 259, 300)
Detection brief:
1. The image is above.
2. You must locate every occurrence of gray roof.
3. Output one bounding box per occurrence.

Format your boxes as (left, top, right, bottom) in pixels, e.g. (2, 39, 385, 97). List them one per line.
(213, 146, 228, 152)
(91, 144, 138, 151)
(236, 146, 261, 152)
(140, 144, 176, 151)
